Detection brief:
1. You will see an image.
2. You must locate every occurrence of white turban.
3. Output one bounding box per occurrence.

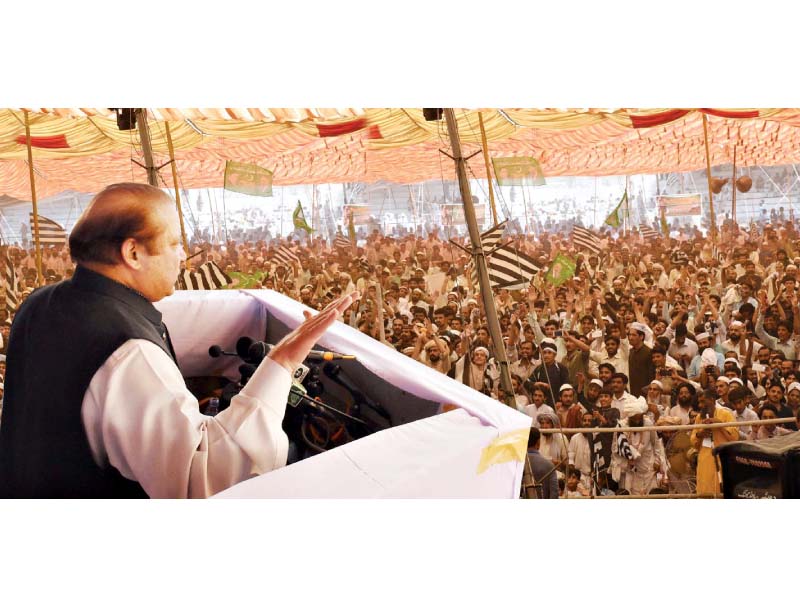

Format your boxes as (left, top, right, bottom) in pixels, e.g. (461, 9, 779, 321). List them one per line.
(700, 348, 718, 368)
(623, 396, 648, 419)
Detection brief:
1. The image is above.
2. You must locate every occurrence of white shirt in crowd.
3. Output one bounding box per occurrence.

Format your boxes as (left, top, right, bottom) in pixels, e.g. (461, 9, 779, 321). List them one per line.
(734, 406, 759, 440)
(81, 339, 291, 499)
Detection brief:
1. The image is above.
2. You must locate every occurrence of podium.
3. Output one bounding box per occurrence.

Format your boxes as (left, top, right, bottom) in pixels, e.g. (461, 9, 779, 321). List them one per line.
(156, 290, 530, 498)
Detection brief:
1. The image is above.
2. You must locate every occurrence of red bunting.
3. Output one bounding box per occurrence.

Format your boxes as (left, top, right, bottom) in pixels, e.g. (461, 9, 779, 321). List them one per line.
(366, 125, 382, 139)
(700, 108, 760, 119)
(15, 134, 70, 149)
(629, 110, 690, 129)
(316, 117, 368, 137)
(630, 108, 760, 129)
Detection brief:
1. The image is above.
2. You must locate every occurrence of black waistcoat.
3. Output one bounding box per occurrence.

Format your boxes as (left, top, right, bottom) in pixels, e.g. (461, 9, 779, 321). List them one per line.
(0, 266, 178, 498)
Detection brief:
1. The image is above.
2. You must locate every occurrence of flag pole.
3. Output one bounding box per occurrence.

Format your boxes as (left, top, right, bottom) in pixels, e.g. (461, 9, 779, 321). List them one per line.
(164, 122, 191, 262)
(311, 184, 317, 245)
(23, 110, 44, 286)
(731, 144, 737, 225)
(701, 113, 718, 243)
(443, 108, 534, 499)
(477, 113, 499, 227)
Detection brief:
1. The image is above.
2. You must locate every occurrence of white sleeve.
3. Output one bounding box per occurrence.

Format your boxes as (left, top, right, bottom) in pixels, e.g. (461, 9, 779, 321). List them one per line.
(81, 339, 291, 499)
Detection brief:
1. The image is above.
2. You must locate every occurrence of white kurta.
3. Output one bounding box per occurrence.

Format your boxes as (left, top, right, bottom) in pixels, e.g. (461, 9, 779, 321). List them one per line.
(568, 433, 593, 488)
(612, 418, 659, 495)
(81, 339, 291, 499)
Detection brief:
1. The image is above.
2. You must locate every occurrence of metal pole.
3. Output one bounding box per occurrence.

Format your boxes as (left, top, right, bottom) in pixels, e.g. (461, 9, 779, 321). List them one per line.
(477, 113, 499, 226)
(443, 109, 535, 500)
(135, 109, 158, 186)
(23, 110, 44, 286)
(443, 109, 514, 401)
(164, 122, 191, 261)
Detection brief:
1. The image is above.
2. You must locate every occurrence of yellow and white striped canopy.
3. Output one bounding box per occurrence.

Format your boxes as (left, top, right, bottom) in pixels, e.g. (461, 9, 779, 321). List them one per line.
(2, 107, 800, 198)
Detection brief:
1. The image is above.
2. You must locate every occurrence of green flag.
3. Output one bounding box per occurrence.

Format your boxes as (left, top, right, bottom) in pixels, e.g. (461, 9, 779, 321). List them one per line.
(605, 190, 627, 227)
(223, 160, 273, 196)
(293, 201, 313, 233)
(228, 271, 265, 289)
(545, 253, 576, 287)
(492, 156, 546, 186)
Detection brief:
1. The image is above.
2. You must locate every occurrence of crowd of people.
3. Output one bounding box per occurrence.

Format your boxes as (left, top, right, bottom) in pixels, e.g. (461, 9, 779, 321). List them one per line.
(4, 213, 800, 498)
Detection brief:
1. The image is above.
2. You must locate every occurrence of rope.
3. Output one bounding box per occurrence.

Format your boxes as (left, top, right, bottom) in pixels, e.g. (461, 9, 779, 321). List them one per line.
(538, 417, 795, 435)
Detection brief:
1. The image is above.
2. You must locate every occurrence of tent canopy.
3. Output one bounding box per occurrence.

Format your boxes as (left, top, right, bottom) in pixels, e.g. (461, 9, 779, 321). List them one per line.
(2, 108, 800, 198)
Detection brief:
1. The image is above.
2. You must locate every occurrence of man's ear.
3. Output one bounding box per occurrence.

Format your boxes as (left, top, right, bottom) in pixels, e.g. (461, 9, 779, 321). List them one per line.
(119, 238, 142, 270)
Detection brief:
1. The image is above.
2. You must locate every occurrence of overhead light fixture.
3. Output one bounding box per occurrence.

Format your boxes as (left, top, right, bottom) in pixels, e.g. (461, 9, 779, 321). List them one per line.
(422, 108, 443, 122)
(109, 108, 137, 131)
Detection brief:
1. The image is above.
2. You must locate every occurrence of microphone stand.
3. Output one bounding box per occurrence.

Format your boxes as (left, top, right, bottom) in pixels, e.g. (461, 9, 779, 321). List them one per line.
(294, 389, 372, 429)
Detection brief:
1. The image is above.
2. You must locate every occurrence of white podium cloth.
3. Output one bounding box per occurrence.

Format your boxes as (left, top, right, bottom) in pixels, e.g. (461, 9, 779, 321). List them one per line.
(158, 290, 531, 498)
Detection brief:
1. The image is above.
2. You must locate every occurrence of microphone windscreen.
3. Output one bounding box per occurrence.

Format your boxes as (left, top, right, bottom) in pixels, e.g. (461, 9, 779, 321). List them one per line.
(322, 362, 340, 378)
(247, 342, 268, 363)
(236, 336, 255, 359)
(208, 345, 223, 358)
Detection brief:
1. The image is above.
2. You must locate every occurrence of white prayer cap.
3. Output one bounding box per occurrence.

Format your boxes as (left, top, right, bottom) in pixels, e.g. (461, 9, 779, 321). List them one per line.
(787, 382, 800, 395)
(724, 357, 741, 368)
(701, 348, 718, 367)
(589, 379, 604, 389)
(696, 332, 711, 342)
(716, 376, 731, 385)
(623, 396, 648, 418)
(650, 379, 664, 390)
(473, 346, 490, 357)
(540, 338, 558, 353)
(629, 322, 647, 335)
(559, 383, 574, 393)
(729, 377, 744, 387)
(730, 320, 745, 328)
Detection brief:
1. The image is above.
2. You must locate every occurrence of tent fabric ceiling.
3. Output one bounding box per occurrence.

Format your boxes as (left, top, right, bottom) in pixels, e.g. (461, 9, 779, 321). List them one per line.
(1, 107, 799, 199)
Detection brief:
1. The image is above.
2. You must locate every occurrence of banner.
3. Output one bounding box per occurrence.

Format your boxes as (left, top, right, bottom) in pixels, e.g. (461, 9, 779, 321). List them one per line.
(658, 194, 702, 217)
(492, 157, 546, 186)
(223, 160, 273, 197)
(440, 203, 487, 226)
(545, 254, 576, 287)
(342, 204, 372, 225)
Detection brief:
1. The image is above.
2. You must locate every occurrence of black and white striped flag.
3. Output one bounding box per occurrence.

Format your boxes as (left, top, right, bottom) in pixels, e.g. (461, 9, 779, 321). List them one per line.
(177, 261, 232, 291)
(333, 232, 352, 251)
(29, 213, 67, 246)
(274, 245, 298, 266)
(487, 245, 540, 289)
(3, 256, 19, 311)
(640, 225, 660, 242)
(479, 220, 507, 253)
(468, 221, 511, 289)
(573, 225, 601, 255)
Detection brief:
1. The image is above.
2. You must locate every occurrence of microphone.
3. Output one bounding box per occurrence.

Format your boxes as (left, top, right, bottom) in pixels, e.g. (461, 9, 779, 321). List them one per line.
(208, 345, 238, 358)
(236, 336, 257, 360)
(245, 340, 356, 363)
